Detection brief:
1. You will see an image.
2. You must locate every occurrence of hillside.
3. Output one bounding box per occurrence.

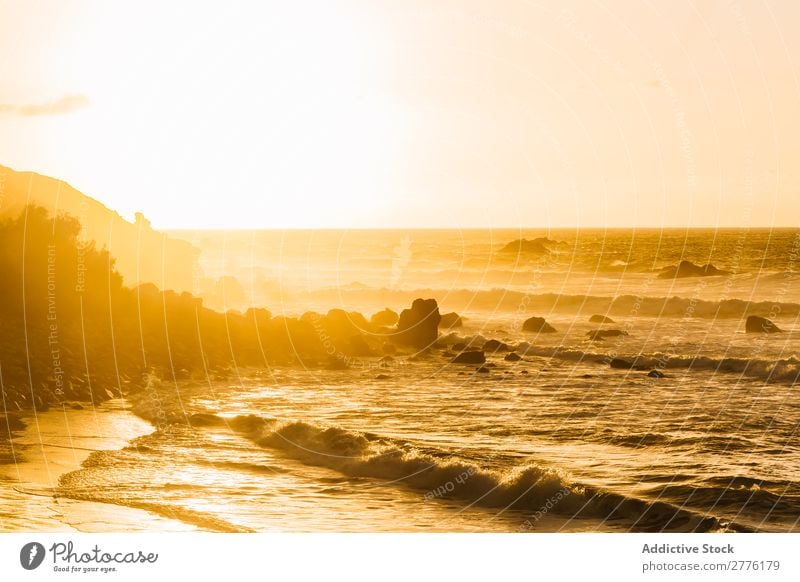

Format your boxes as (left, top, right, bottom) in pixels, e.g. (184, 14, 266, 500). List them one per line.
(0, 164, 198, 292)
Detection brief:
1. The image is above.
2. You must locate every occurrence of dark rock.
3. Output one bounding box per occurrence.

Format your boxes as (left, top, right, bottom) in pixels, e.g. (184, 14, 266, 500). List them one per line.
(745, 315, 782, 334)
(375, 374, 390, 380)
(520, 370, 529, 375)
(483, 339, 509, 353)
(324, 357, 349, 370)
(440, 312, 463, 329)
(522, 316, 557, 333)
(452, 342, 467, 352)
(395, 298, 441, 348)
(371, 308, 399, 327)
(586, 329, 629, 341)
(647, 370, 665, 378)
(485, 362, 497, 368)
(504, 352, 522, 362)
(326, 309, 370, 336)
(245, 307, 273, 325)
(452, 351, 486, 364)
(589, 314, 615, 324)
(499, 238, 560, 255)
(658, 260, 730, 279)
(346, 334, 374, 356)
(610, 357, 646, 370)
(476, 366, 490, 374)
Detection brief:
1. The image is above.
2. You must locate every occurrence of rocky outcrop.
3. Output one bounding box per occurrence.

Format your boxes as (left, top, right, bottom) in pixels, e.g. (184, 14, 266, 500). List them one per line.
(452, 350, 486, 364)
(504, 352, 522, 362)
(371, 308, 399, 327)
(395, 298, 441, 348)
(745, 315, 782, 334)
(589, 314, 615, 324)
(439, 312, 463, 329)
(658, 260, 730, 279)
(522, 316, 557, 333)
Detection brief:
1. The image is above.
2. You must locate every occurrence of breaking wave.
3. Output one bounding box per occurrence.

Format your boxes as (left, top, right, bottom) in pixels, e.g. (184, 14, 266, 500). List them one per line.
(173, 412, 741, 532)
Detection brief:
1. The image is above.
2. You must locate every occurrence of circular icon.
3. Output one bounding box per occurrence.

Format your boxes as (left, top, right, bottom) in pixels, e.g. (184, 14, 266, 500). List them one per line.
(20, 542, 46, 570)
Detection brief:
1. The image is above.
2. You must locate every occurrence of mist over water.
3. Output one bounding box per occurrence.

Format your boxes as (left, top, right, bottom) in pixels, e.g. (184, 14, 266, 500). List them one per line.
(174, 228, 800, 311)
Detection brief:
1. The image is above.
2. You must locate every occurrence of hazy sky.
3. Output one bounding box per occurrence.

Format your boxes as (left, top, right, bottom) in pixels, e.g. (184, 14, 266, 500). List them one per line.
(0, 0, 798, 228)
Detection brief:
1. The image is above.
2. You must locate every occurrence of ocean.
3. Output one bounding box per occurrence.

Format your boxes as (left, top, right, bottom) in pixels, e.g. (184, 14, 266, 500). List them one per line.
(3, 228, 800, 532)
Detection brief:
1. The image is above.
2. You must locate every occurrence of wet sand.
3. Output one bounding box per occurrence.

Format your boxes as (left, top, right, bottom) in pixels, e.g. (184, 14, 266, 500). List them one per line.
(0, 400, 195, 532)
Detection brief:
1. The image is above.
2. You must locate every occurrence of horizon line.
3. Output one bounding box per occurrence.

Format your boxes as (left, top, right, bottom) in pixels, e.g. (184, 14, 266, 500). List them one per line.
(160, 225, 800, 231)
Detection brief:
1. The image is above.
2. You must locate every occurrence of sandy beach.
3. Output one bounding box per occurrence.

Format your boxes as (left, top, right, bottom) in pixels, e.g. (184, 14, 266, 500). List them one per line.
(0, 400, 194, 532)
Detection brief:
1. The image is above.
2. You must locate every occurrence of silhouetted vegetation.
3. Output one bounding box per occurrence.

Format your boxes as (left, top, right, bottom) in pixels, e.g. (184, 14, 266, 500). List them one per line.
(0, 206, 418, 412)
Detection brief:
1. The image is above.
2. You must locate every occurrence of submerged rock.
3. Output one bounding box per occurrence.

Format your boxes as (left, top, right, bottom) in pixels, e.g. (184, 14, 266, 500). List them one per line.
(586, 329, 629, 341)
(522, 316, 556, 333)
(658, 260, 730, 279)
(745, 315, 782, 334)
(504, 352, 522, 362)
(647, 370, 665, 378)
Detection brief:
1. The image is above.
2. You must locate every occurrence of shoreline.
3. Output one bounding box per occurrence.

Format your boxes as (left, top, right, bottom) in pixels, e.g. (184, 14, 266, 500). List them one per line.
(0, 400, 195, 532)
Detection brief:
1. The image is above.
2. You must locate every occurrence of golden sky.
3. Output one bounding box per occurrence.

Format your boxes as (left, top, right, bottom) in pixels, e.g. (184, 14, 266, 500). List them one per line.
(0, 0, 798, 228)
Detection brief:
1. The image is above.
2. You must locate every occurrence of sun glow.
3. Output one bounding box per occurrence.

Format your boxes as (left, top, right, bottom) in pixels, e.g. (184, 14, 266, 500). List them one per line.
(1, 1, 799, 228)
(5, 2, 404, 228)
